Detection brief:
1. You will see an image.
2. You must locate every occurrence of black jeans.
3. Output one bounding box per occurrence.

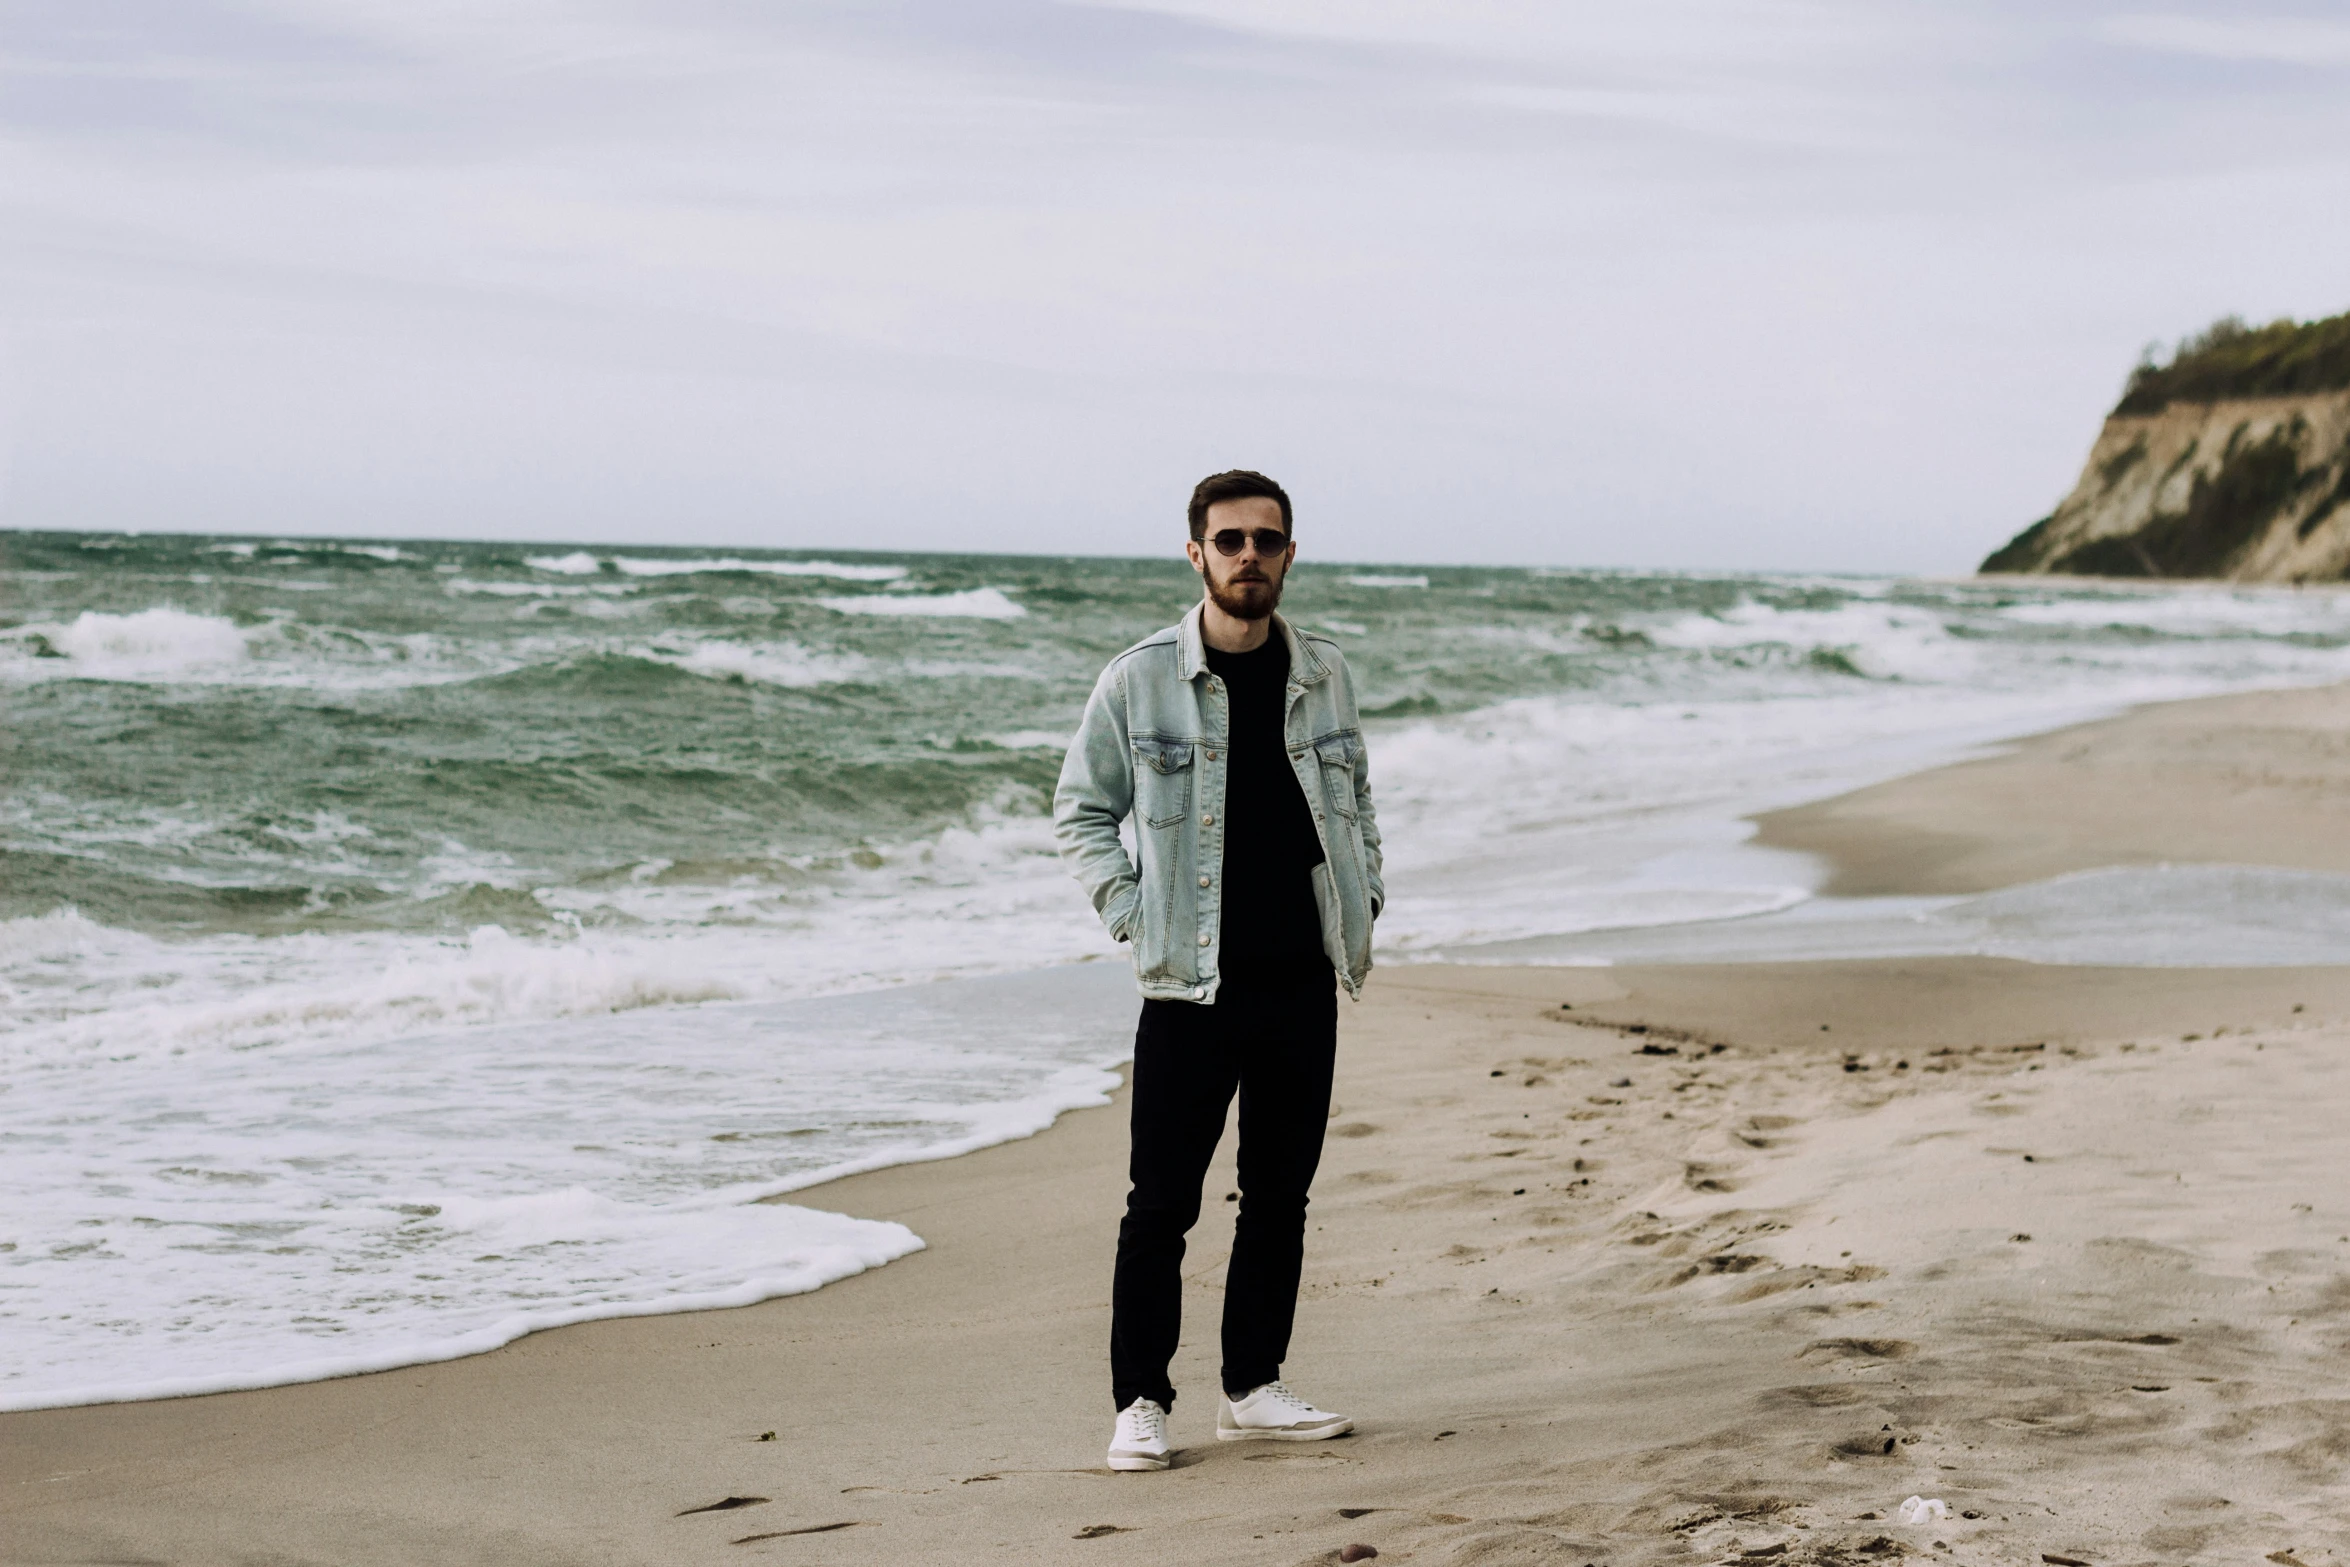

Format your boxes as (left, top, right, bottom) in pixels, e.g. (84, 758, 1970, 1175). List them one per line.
(1109, 969, 1337, 1412)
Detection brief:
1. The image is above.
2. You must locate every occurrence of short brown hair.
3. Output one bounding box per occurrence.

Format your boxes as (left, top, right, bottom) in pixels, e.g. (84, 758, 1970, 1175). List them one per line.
(1187, 470, 1292, 540)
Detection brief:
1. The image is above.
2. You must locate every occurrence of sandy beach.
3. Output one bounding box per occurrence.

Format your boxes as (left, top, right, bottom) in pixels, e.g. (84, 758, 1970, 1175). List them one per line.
(9, 682, 2350, 1567)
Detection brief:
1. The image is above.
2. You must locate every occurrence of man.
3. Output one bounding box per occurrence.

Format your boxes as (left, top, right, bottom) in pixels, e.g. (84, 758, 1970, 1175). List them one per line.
(1054, 469, 1384, 1472)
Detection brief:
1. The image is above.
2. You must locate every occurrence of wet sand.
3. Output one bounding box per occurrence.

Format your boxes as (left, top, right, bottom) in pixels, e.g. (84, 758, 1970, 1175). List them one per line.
(1753, 679, 2350, 895)
(7, 684, 2350, 1567)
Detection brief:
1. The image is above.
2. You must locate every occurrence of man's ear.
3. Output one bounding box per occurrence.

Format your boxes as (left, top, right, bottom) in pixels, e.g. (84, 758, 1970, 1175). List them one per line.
(1184, 538, 1207, 573)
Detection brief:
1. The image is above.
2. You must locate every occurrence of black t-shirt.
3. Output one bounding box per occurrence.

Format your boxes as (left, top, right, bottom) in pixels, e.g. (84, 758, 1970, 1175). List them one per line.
(1203, 635, 1329, 980)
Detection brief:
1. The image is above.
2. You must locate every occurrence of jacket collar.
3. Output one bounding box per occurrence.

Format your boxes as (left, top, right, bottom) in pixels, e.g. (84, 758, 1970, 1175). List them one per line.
(1177, 600, 1329, 686)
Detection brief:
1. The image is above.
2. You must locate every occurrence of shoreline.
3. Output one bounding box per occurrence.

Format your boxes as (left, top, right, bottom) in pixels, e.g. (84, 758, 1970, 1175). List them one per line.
(1752, 678, 2350, 896)
(8, 677, 2350, 1565)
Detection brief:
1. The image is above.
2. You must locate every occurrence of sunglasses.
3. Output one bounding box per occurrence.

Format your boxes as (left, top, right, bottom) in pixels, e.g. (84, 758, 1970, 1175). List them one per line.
(1204, 527, 1291, 557)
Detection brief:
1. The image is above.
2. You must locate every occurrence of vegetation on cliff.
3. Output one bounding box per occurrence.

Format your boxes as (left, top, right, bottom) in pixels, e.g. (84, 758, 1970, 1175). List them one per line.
(2116, 310, 2350, 415)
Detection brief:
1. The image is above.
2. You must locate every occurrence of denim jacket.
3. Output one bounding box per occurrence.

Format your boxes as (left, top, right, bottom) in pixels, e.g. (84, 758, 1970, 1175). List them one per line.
(1054, 603, 1384, 1002)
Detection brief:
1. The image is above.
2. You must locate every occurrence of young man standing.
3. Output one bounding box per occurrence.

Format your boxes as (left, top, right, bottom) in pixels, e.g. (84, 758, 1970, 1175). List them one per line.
(1054, 470, 1385, 1472)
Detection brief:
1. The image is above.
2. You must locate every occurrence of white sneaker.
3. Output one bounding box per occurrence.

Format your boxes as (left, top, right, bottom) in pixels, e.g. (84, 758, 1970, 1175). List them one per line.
(1108, 1397, 1172, 1471)
(1216, 1380, 1353, 1441)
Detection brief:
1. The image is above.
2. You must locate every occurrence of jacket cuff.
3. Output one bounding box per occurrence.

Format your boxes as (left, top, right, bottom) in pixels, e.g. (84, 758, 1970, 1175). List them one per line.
(1103, 884, 1141, 943)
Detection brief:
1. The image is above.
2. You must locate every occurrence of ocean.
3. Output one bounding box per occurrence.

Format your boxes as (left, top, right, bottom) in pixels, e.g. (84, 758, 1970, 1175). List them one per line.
(7, 528, 2350, 1410)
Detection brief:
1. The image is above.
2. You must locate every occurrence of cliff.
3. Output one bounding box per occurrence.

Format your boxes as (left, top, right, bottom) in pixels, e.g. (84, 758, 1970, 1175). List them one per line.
(1981, 312, 2350, 581)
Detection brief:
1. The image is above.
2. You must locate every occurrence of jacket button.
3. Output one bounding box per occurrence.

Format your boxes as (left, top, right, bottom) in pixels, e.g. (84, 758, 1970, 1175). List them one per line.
(1205, 750, 1217, 760)
(1201, 813, 1214, 826)
(1198, 875, 1210, 887)
(1197, 933, 1211, 947)
(1192, 987, 1205, 999)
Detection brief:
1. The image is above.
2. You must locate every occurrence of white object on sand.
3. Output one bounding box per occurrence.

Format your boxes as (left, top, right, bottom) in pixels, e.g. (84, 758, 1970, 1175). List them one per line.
(1897, 1497, 1950, 1524)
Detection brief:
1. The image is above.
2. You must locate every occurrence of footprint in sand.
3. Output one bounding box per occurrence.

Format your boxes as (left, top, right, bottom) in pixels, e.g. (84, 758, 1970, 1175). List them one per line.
(1762, 1384, 1868, 1409)
(729, 1522, 861, 1543)
(1800, 1337, 1917, 1362)
(676, 1496, 768, 1516)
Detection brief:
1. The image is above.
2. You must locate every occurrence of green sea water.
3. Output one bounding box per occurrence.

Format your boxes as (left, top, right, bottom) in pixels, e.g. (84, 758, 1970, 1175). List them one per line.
(3, 530, 1876, 941)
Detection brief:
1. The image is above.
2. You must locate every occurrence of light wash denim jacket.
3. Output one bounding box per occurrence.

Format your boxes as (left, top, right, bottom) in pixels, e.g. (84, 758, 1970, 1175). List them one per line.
(1054, 603, 1384, 1002)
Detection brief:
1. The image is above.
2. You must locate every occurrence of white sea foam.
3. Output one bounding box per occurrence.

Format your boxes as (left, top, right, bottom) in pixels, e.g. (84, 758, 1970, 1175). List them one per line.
(524, 551, 604, 574)
(6, 1189, 920, 1412)
(1346, 573, 1429, 588)
(521, 552, 910, 582)
(446, 577, 636, 598)
(614, 556, 909, 581)
(1644, 598, 1977, 682)
(341, 544, 404, 562)
(40, 608, 250, 677)
(2, 805, 1121, 1069)
(661, 639, 872, 687)
(0, 605, 1037, 695)
(0, 905, 120, 965)
(0, 923, 746, 1068)
(1, 966, 1130, 1411)
(1992, 583, 2350, 637)
(0, 613, 515, 692)
(817, 587, 1026, 618)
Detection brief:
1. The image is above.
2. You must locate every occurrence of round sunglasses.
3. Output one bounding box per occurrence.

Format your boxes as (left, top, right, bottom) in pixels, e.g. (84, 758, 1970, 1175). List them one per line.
(1203, 527, 1291, 557)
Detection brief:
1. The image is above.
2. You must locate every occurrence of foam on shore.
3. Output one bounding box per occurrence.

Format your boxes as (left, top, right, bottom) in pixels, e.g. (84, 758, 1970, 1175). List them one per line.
(2, 966, 1133, 1412)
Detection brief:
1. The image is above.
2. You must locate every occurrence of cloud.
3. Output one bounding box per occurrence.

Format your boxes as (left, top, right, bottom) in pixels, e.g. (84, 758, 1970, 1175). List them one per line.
(2102, 13, 2350, 66)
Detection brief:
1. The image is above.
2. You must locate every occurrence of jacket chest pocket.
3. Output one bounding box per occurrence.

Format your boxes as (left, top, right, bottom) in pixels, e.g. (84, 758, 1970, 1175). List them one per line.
(1314, 732, 1362, 819)
(1132, 738, 1196, 829)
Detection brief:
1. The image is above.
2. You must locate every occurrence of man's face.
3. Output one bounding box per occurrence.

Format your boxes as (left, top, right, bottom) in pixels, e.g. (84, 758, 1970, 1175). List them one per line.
(1185, 495, 1294, 622)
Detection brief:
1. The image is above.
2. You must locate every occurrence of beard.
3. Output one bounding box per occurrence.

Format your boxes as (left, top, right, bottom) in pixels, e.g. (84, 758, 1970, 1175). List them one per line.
(1203, 563, 1285, 622)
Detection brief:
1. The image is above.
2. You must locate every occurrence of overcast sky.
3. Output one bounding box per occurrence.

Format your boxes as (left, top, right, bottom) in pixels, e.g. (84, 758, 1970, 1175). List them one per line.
(5, 2, 2348, 571)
